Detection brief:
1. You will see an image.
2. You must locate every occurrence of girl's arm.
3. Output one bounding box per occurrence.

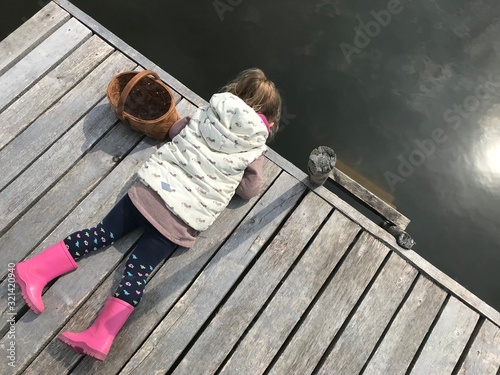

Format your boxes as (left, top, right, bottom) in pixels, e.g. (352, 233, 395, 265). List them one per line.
(168, 116, 191, 139)
(235, 156, 264, 199)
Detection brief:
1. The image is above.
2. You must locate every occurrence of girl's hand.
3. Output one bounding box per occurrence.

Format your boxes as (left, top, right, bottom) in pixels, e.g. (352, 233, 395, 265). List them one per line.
(176, 116, 191, 127)
(169, 116, 192, 139)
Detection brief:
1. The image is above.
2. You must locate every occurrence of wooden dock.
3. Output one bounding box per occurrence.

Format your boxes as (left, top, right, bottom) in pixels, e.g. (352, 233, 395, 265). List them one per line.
(1, 1, 499, 374)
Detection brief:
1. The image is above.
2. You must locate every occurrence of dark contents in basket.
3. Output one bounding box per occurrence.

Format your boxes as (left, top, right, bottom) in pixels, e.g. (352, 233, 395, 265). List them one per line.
(124, 79, 172, 121)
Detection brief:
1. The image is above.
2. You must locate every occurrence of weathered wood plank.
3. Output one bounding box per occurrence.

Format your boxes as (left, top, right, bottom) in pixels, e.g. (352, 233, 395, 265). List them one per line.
(0, 97, 132, 237)
(218, 211, 360, 375)
(0, 35, 114, 150)
(0, 85, 185, 286)
(0, 51, 136, 193)
(0, 134, 159, 374)
(267, 232, 390, 375)
(265, 149, 500, 327)
(0, 117, 146, 340)
(336, 159, 396, 205)
(0, 18, 91, 112)
(363, 275, 447, 375)
(173, 192, 333, 375)
(0, 2, 70, 75)
(0, 97, 192, 286)
(120, 172, 306, 375)
(316, 252, 418, 375)
(26, 159, 281, 375)
(409, 296, 480, 375)
(330, 168, 411, 229)
(0, 112, 141, 285)
(457, 319, 500, 375)
(3, 98, 118, 218)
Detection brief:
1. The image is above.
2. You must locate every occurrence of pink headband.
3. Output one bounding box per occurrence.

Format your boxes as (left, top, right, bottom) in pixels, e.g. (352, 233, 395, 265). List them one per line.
(258, 113, 271, 132)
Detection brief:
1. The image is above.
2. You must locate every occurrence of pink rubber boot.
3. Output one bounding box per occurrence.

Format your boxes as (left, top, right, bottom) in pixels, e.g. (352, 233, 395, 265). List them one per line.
(58, 297, 134, 361)
(14, 241, 78, 314)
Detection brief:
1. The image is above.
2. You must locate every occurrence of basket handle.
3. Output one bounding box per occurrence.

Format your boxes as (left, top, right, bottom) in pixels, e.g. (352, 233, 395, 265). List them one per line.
(117, 70, 162, 119)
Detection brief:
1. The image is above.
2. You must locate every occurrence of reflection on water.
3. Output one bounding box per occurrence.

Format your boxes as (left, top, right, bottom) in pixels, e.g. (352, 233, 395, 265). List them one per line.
(3, 0, 500, 309)
(474, 114, 500, 185)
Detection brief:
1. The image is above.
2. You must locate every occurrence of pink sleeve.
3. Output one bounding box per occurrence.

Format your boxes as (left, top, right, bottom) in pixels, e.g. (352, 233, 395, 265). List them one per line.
(168, 116, 191, 139)
(236, 156, 264, 199)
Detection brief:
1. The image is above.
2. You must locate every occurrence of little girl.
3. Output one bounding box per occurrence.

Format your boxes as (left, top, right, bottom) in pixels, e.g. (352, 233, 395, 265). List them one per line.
(14, 68, 281, 361)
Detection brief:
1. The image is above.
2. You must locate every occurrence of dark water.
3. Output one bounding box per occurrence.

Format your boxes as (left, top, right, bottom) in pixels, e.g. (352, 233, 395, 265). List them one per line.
(3, 0, 500, 310)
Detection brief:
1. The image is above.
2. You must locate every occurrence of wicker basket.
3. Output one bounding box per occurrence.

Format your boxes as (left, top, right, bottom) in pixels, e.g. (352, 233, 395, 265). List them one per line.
(107, 70, 179, 141)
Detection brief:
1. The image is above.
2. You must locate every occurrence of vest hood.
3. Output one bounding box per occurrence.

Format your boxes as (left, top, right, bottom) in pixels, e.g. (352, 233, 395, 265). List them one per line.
(196, 93, 269, 154)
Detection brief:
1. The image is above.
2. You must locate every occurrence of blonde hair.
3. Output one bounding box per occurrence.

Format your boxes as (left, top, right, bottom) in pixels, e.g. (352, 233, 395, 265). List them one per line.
(221, 68, 282, 140)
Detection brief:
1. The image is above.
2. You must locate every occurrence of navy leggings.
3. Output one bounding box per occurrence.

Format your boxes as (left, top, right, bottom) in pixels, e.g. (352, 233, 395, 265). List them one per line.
(63, 195, 177, 307)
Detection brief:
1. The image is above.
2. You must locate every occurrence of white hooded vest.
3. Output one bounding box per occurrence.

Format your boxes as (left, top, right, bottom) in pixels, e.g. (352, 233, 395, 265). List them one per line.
(137, 92, 268, 231)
